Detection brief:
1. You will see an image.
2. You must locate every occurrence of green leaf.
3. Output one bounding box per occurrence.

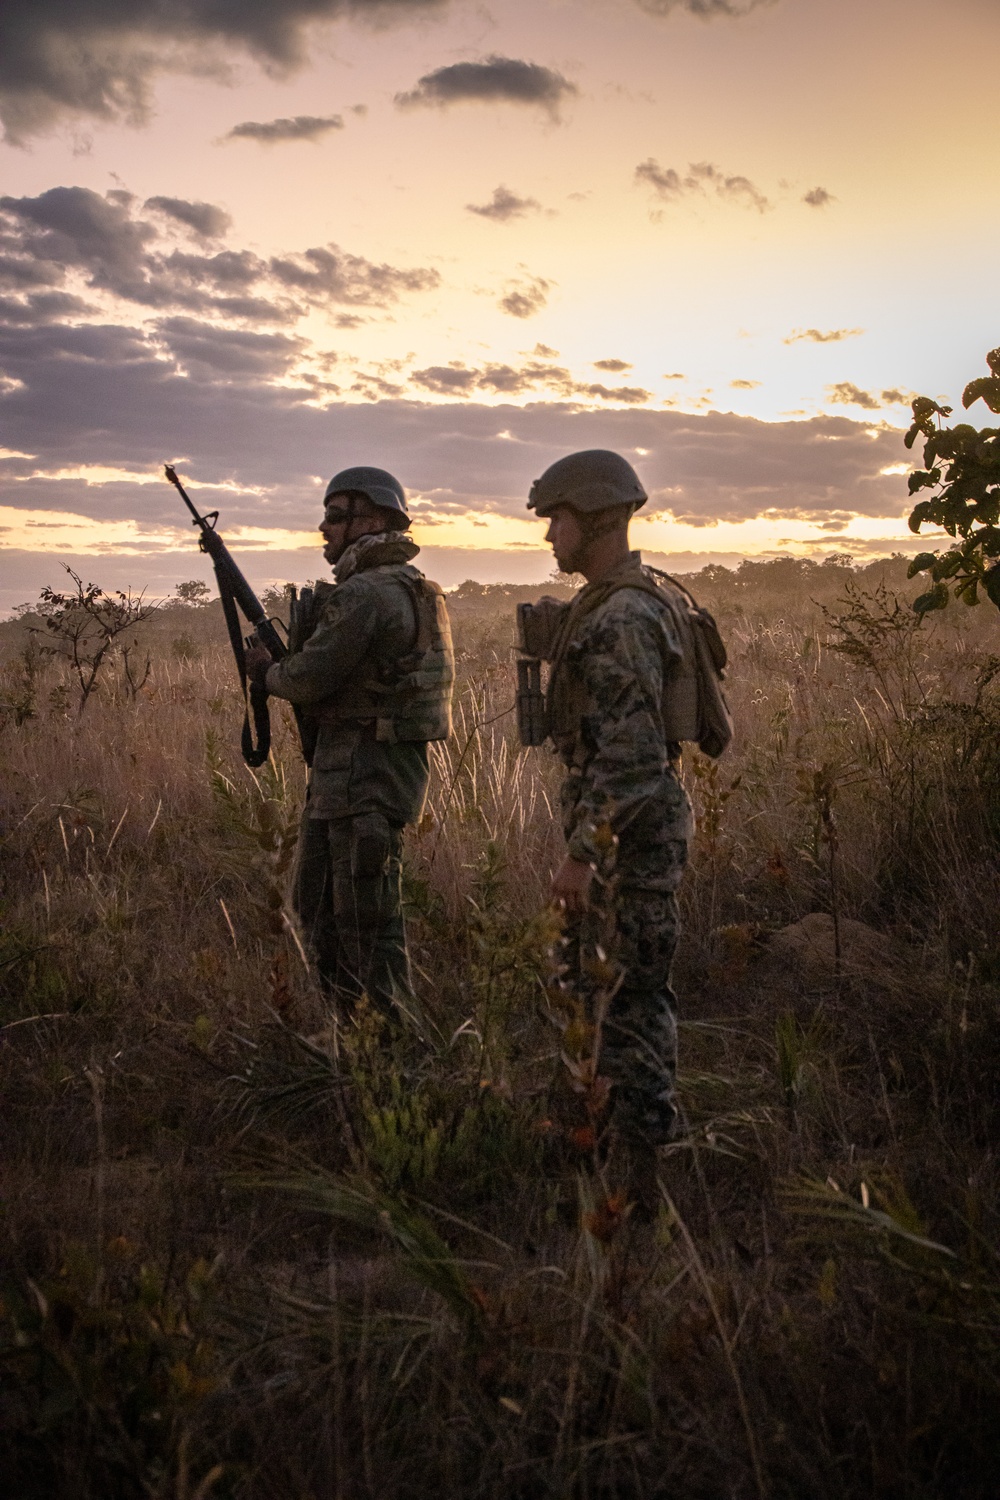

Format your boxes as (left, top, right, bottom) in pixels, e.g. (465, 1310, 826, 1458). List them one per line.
(963, 377, 1000, 414)
(907, 468, 941, 495)
(908, 501, 933, 533)
(931, 550, 963, 581)
(906, 552, 937, 578)
(983, 564, 1000, 611)
(911, 395, 952, 421)
(912, 583, 949, 615)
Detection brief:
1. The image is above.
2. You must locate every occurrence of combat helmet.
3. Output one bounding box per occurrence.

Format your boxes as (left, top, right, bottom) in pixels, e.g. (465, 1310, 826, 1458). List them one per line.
(527, 449, 647, 518)
(324, 465, 409, 520)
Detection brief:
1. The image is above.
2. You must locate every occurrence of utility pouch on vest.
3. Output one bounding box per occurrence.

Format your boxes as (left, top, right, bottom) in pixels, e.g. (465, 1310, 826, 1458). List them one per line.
(285, 584, 320, 767)
(287, 585, 315, 655)
(515, 598, 570, 747)
(516, 598, 570, 661)
(516, 657, 547, 747)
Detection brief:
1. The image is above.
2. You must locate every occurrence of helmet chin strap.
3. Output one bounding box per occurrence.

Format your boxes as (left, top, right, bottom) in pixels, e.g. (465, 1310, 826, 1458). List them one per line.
(576, 502, 635, 549)
(560, 504, 633, 577)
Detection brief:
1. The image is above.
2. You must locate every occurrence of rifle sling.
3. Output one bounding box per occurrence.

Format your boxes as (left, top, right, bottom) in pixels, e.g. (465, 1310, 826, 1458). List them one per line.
(213, 557, 272, 768)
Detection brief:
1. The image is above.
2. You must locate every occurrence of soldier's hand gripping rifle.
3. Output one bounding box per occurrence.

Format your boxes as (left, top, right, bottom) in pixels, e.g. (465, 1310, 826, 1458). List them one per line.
(165, 464, 311, 768)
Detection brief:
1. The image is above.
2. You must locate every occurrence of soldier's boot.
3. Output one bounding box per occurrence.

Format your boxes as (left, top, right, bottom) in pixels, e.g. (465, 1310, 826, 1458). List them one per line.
(605, 1128, 659, 1224)
(612, 1136, 661, 1224)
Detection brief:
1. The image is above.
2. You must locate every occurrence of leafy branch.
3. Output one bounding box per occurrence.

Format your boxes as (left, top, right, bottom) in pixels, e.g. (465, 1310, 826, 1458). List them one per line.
(905, 346, 1000, 613)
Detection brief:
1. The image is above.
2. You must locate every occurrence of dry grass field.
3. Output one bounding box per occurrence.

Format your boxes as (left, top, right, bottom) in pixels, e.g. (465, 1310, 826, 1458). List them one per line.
(1, 555, 998, 1498)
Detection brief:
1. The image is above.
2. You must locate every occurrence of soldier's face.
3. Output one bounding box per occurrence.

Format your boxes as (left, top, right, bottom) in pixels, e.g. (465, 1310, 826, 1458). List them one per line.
(545, 507, 587, 574)
(319, 492, 354, 563)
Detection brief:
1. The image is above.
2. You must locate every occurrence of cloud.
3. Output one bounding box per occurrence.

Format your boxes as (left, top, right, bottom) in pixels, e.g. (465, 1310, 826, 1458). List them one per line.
(663, 371, 685, 380)
(396, 56, 577, 118)
(0, 320, 909, 544)
(803, 186, 834, 208)
(466, 185, 541, 222)
(634, 0, 775, 15)
(0, 185, 440, 319)
(0, 254, 66, 292)
(825, 383, 882, 410)
(410, 365, 477, 395)
(579, 383, 650, 404)
(498, 275, 550, 319)
(730, 378, 760, 389)
(784, 327, 864, 344)
(0, 186, 155, 299)
(144, 196, 231, 240)
(410, 358, 649, 404)
(224, 114, 344, 145)
(0, 289, 93, 325)
(154, 316, 306, 380)
(827, 384, 912, 411)
(594, 358, 632, 372)
(0, 0, 445, 143)
(636, 158, 770, 212)
(269, 244, 439, 305)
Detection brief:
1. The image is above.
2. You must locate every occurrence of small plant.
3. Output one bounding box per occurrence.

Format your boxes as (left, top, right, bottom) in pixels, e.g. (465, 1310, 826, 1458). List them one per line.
(0, 638, 43, 727)
(30, 567, 158, 714)
(171, 634, 200, 663)
(0, 1244, 222, 1499)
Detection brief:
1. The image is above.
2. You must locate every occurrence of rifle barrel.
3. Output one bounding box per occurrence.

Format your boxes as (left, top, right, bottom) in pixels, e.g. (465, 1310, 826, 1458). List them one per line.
(164, 463, 204, 526)
(164, 463, 286, 658)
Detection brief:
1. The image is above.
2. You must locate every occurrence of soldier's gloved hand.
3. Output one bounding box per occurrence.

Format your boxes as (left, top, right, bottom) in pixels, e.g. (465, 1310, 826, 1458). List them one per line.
(245, 640, 273, 687)
(551, 855, 594, 914)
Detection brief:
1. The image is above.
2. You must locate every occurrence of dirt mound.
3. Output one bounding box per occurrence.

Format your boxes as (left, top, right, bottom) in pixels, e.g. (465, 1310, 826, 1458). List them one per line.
(765, 912, 892, 984)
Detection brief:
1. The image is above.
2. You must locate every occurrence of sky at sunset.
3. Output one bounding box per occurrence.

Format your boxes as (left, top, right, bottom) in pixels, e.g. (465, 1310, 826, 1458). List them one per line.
(1, 0, 997, 610)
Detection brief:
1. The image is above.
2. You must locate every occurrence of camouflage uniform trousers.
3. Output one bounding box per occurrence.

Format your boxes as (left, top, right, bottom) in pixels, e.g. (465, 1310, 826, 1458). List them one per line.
(562, 881, 683, 1147)
(292, 810, 413, 1016)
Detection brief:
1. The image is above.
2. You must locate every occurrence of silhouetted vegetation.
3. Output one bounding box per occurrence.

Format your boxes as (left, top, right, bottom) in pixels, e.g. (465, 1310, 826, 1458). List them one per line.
(1, 555, 998, 1497)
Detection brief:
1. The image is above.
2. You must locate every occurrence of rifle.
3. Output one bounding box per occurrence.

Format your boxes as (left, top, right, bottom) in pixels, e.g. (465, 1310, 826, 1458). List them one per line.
(165, 464, 311, 768)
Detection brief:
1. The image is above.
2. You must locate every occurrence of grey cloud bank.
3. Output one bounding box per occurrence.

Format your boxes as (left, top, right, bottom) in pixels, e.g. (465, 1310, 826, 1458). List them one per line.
(0, 317, 907, 537)
(225, 115, 344, 144)
(636, 0, 774, 13)
(0, 0, 445, 141)
(0, 186, 440, 323)
(396, 57, 577, 118)
(144, 197, 232, 240)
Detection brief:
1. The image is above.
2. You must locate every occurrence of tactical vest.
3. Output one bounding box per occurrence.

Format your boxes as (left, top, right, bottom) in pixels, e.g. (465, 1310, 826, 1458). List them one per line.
(542, 563, 731, 760)
(290, 569, 454, 744)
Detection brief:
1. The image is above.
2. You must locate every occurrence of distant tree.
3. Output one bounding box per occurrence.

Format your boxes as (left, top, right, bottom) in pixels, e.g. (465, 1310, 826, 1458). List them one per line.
(32, 567, 158, 714)
(174, 579, 212, 606)
(260, 582, 298, 617)
(905, 347, 1000, 613)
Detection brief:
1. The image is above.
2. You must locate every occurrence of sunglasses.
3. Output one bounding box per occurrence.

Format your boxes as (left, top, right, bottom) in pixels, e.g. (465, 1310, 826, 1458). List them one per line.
(322, 508, 352, 526)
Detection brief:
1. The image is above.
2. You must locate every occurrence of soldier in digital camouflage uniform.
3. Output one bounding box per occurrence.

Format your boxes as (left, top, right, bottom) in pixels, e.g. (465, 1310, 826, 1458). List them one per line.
(526, 450, 696, 1192)
(247, 467, 454, 1016)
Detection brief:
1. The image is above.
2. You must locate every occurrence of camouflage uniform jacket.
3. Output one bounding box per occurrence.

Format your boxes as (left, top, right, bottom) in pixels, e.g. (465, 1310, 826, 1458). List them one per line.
(548, 551, 694, 890)
(265, 532, 453, 825)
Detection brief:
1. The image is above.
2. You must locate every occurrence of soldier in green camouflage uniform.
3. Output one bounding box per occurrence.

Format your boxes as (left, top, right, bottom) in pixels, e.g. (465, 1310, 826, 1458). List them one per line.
(525, 450, 695, 1158)
(247, 467, 454, 1016)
